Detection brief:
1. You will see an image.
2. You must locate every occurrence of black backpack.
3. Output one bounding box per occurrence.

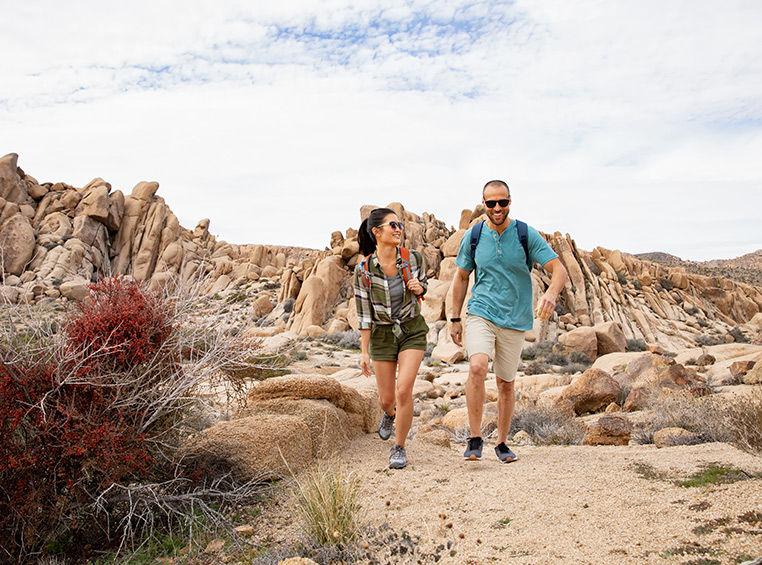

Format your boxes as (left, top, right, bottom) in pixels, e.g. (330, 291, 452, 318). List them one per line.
(469, 220, 532, 271)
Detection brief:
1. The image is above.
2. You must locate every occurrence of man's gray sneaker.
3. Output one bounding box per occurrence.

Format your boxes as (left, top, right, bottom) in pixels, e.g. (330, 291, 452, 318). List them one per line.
(463, 436, 483, 461)
(378, 411, 395, 440)
(389, 445, 407, 469)
(495, 442, 518, 463)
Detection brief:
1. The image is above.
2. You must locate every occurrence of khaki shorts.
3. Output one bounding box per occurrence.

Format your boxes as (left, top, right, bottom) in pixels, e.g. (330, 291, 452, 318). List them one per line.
(370, 315, 429, 361)
(464, 314, 525, 382)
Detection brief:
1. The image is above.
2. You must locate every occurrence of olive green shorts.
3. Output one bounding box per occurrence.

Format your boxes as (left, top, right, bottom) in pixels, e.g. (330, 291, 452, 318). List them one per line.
(369, 315, 429, 361)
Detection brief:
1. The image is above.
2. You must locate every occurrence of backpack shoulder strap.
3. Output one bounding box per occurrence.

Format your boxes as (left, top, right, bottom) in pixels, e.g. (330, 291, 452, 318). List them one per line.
(469, 221, 485, 260)
(359, 254, 373, 288)
(399, 247, 424, 304)
(516, 220, 532, 271)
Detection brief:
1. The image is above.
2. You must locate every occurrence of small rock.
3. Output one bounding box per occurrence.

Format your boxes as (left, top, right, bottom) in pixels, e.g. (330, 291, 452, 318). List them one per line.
(205, 539, 225, 553)
(235, 524, 255, 537)
(653, 427, 700, 448)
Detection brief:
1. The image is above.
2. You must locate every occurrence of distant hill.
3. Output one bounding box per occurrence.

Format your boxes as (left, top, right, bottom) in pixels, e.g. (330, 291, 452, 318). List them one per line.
(636, 249, 762, 288)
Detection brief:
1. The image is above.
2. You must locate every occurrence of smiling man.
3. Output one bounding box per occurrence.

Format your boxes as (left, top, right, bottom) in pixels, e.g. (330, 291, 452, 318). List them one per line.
(450, 180, 568, 464)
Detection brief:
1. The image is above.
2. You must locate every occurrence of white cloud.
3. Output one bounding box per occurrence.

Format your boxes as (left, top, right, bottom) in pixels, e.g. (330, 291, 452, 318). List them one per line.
(1, 0, 761, 261)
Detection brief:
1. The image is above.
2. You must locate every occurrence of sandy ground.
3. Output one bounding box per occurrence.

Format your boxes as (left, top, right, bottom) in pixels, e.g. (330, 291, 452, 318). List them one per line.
(249, 341, 762, 565)
(343, 436, 762, 564)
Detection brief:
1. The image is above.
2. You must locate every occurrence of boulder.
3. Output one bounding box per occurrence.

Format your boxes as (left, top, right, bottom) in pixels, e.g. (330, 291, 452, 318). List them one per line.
(557, 326, 598, 361)
(0, 214, 35, 275)
(59, 280, 90, 301)
(432, 341, 466, 364)
(729, 360, 756, 383)
(583, 413, 631, 446)
(594, 321, 626, 355)
(252, 295, 274, 318)
(744, 359, 762, 385)
(653, 427, 700, 448)
(181, 414, 312, 481)
(557, 368, 621, 415)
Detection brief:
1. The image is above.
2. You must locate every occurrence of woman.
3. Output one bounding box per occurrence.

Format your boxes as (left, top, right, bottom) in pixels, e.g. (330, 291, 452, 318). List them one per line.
(353, 208, 428, 469)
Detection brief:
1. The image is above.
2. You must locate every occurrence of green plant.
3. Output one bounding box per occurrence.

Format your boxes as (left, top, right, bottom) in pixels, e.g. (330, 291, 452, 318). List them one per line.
(676, 463, 754, 488)
(289, 459, 363, 548)
(545, 351, 569, 366)
(625, 338, 647, 352)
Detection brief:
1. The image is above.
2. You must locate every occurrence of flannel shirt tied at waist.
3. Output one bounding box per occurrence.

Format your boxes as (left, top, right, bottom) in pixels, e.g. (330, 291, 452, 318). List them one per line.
(353, 247, 428, 338)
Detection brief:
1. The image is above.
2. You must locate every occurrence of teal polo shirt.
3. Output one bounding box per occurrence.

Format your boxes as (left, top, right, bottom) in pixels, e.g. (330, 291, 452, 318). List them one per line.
(455, 219, 558, 331)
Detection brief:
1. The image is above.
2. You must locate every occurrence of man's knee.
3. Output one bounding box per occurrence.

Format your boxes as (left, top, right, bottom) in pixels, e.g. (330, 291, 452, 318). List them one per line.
(496, 378, 515, 395)
(469, 355, 489, 379)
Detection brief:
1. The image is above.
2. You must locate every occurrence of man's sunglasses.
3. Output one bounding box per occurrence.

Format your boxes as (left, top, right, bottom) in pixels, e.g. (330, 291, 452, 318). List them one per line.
(378, 221, 404, 230)
(484, 199, 510, 208)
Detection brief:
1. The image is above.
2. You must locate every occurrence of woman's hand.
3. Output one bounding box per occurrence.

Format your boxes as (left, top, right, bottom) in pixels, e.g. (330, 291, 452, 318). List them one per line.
(361, 352, 373, 377)
(407, 277, 424, 296)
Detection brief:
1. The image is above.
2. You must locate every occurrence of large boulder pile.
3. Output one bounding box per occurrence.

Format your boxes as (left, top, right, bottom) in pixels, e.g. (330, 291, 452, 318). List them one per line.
(2, 152, 761, 352)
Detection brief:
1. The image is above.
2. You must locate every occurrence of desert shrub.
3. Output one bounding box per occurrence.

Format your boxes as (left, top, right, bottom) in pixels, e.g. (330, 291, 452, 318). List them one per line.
(523, 360, 551, 375)
(728, 326, 748, 343)
(510, 404, 585, 445)
(657, 277, 674, 291)
(695, 334, 722, 347)
(616, 271, 627, 285)
(320, 330, 361, 350)
(631, 395, 733, 446)
(289, 460, 363, 548)
(521, 341, 555, 361)
(569, 350, 593, 366)
(554, 301, 567, 316)
(724, 388, 762, 456)
(562, 362, 590, 375)
(0, 276, 265, 561)
(545, 351, 569, 366)
(626, 338, 647, 352)
(631, 278, 642, 290)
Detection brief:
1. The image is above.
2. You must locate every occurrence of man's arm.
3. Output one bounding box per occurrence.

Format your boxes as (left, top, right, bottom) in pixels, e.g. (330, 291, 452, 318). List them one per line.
(449, 266, 471, 346)
(535, 257, 568, 320)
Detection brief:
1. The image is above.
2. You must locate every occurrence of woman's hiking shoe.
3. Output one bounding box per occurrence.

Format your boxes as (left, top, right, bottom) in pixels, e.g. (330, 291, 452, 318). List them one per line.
(378, 411, 395, 440)
(463, 436, 483, 460)
(389, 445, 407, 469)
(495, 442, 518, 463)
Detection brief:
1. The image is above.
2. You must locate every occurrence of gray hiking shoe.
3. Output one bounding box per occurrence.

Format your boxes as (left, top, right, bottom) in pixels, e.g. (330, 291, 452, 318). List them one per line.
(495, 442, 518, 463)
(389, 445, 407, 469)
(378, 411, 395, 440)
(463, 436, 483, 461)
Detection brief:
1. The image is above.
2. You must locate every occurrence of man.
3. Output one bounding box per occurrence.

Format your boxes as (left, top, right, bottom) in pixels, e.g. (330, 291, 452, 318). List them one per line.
(450, 180, 568, 463)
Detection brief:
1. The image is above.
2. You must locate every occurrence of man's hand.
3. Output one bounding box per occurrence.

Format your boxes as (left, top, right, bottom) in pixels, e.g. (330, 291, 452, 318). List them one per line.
(535, 291, 557, 321)
(450, 320, 463, 346)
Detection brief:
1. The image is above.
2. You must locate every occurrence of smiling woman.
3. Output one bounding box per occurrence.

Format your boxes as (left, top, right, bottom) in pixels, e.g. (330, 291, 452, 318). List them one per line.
(353, 207, 428, 470)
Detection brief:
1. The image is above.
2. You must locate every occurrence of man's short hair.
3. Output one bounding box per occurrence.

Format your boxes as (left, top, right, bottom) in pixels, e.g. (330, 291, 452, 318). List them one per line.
(483, 180, 510, 198)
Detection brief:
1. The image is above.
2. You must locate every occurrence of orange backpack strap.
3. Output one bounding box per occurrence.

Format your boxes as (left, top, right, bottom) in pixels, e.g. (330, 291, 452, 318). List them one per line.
(399, 247, 424, 305)
(360, 254, 373, 289)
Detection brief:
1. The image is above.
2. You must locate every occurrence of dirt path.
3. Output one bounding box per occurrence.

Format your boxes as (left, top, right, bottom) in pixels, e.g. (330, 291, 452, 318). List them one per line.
(343, 436, 762, 564)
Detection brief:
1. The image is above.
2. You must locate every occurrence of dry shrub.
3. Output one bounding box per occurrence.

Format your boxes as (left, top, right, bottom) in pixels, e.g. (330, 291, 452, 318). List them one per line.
(724, 387, 762, 456)
(0, 274, 269, 561)
(510, 403, 585, 445)
(631, 393, 733, 445)
(289, 459, 363, 549)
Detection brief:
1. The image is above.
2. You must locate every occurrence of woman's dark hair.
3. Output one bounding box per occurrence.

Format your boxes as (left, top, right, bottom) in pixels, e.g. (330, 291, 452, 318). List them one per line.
(358, 207, 396, 256)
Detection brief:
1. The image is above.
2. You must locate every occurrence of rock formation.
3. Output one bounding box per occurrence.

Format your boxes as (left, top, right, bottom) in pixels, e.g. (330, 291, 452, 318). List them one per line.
(2, 153, 761, 352)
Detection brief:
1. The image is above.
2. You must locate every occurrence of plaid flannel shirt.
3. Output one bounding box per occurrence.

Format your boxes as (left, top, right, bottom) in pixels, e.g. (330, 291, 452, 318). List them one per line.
(353, 248, 428, 338)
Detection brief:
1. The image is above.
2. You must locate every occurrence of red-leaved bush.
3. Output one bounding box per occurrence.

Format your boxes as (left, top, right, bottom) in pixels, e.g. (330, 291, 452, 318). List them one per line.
(65, 277, 173, 370)
(0, 277, 176, 559)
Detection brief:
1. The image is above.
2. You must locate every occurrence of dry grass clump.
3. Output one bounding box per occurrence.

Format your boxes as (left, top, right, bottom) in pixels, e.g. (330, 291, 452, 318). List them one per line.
(723, 387, 762, 456)
(510, 403, 585, 445)
(631, 394, 734, 445)
(289, 459, 364, 549)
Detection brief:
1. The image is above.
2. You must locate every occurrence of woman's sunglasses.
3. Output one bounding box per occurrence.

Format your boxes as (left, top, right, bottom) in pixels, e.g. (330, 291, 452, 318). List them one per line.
(378, 221, 404, 230)
(484, 199, 510, 208)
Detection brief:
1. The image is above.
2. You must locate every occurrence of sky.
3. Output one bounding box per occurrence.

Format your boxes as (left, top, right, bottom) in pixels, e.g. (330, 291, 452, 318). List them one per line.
(1, 0, 761, 262)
